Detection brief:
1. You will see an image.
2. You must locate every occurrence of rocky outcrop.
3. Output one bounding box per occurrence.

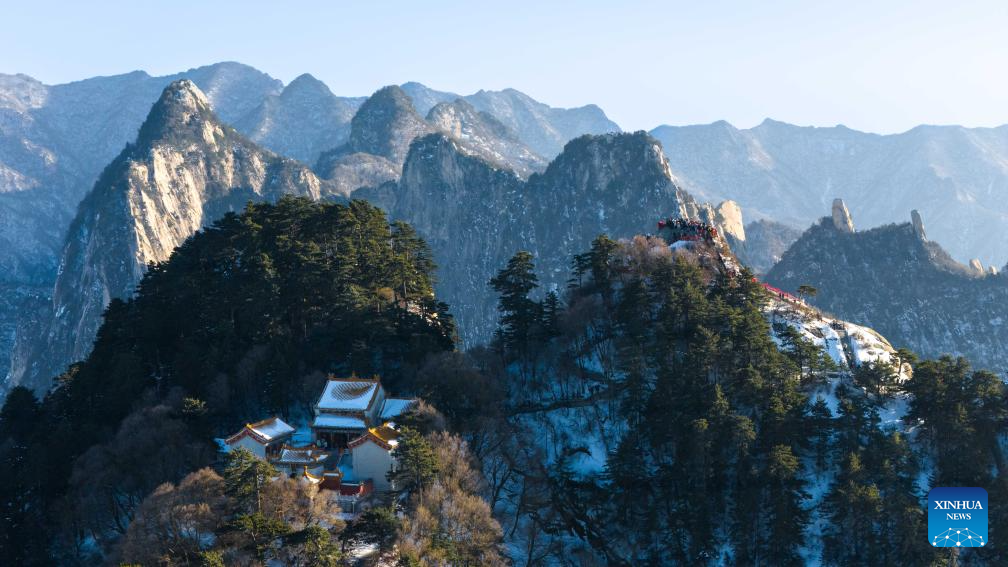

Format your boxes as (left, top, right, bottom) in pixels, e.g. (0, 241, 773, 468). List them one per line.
(363, 131, 703, 344)
(714, 200, 746, 242)
(831, 198, 854, 233)
(766, 204, 1008, 373)
(9, 80, 333, 394)
(316, 85, 433, 171)
(426, 99, 546, 178)
(911, 209, 927, 241)
(970, 258, 985, 274)
(314, 85, 435, 192)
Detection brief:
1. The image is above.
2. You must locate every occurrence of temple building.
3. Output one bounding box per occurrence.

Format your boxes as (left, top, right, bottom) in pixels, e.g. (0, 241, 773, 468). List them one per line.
(347, 424, 401, 492)
(224, 417, 295, 459)
(311, 376, 415, 449)
(275, 446, 333, 477)
(219, 375, 415, 515)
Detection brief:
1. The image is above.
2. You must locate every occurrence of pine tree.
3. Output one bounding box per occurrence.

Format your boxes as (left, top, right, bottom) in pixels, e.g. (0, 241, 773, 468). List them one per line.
(489, 251, 541, 355)
(809, 395, 833, 472)
(539, 291, 562, 341)
(390, 427, 440, 494)
(763, 444, 809, 566)
(823, 452, 882, 565)
(223, 447, 278, 514)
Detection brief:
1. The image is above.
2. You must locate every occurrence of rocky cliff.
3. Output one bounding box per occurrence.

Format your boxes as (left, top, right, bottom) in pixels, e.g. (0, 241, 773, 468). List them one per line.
(765, 205, 1008, 373)
(362, 131, 705, 344)
(426, 99, 546, 178)
(0, 63, 283, 383)
(8, 80, 331, 394)
(314, 85, 435, 192)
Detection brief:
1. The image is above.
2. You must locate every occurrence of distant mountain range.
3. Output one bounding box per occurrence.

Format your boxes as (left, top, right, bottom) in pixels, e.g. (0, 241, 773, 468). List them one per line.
(651, 119, 1008, 268)
(766, 200, 1008, 373)
(6, 61, 1008, 395)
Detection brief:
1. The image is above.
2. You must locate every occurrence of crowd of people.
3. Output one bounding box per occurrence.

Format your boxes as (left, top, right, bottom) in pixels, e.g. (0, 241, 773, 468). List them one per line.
(657, 217, 720, 242)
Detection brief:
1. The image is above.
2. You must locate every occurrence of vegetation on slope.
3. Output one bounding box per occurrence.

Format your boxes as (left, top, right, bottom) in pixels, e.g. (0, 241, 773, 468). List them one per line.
(465, 235, 1008, 566)
(0, 197, 456, 564)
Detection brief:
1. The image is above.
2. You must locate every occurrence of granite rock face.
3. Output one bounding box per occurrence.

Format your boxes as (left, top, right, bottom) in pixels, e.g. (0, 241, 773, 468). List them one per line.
(831, 198, 854, 233)
(0, 63, 283, 384)
(362, 131, 704, 344)
(714, 200, 746, 242)
(426, 99, 547, 178)
(9, 80, 333, 394)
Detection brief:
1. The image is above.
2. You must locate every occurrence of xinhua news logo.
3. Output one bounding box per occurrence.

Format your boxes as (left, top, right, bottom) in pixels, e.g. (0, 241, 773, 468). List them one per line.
(928, 487, 988, 548)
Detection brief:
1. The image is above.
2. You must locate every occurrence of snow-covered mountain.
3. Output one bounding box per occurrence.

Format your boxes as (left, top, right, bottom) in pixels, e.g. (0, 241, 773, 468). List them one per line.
(652, 119, 1008, 268)
(765, 200, 1008, 374)
(7, 80, 333, 395)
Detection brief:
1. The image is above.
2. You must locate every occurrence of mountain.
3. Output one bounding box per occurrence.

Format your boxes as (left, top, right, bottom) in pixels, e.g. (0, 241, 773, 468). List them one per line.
(0, 63, 282, 382)
(462, 227, 922, 565)
(235, 73, 365, 164)
(399, 81, 459, 116)
(8, 80, 333, 395)
(0, 66, 624, 390)
(400, 82, 622, 158)
(313, 85, 435, 192)
(318, 85, 433, 167)
(362, 131, 710, 344)
(651, 119, 1008, 268)
(0, 62, 282, 278)
(765, 200, 1008, 373)
(464, 88, 620, 158)
(426, 99, 547, 177)
(314, 85, 551, 192)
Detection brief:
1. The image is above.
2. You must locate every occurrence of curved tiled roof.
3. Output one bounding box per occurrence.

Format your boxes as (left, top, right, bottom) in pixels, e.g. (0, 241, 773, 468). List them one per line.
(225, 416, 295, 445)
(316, 377, 380, 411)
(348, 423, 400, 451)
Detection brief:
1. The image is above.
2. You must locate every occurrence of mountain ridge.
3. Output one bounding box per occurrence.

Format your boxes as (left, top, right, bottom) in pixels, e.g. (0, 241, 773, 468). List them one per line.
(765, 204, 1008, 373)
(651, 118, 1008, 267)
(8, 80, 332, 395)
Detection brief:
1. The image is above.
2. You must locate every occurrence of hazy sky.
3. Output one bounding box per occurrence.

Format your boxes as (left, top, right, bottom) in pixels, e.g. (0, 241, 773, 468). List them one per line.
(3, 1, 1007, 133)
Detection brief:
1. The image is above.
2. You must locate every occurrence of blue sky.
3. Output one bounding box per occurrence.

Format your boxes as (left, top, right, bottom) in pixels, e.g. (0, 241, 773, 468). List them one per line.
(3, 1, 1007, 133)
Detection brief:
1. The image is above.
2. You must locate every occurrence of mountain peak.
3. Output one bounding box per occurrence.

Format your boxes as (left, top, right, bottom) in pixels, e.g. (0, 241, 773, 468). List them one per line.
(135, 80, 215, 147)
(162, 79, 211, 108)
(344, 85, 432, 163)
(283, 73, 332, 97)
